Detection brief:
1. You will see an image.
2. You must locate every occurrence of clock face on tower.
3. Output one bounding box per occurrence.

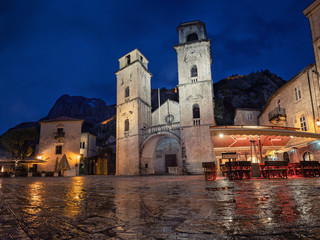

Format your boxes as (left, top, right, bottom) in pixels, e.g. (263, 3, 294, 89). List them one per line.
(184, 48, 201, 62)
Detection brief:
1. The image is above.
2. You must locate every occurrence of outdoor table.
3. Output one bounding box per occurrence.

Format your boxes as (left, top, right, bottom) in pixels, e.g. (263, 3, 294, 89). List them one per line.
(263, 161, 288, 179)
(300, 161, 320, 177)
(225, 161, 252, 180)
(287, 163, 301, 176)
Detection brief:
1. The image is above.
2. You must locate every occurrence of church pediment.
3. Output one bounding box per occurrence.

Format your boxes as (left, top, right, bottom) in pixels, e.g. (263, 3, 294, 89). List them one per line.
(186, 95, 203, 101)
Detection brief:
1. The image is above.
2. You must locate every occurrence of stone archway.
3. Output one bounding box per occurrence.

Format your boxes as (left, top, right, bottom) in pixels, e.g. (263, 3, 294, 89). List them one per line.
(140, 132, 181, 174)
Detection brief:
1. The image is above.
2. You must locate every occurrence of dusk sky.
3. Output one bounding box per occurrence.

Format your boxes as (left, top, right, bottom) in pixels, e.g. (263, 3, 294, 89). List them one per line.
(0, 0, 315, 135)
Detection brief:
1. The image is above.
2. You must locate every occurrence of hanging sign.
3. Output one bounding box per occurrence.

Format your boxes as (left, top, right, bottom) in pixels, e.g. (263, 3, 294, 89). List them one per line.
(222, 152, 237, 159)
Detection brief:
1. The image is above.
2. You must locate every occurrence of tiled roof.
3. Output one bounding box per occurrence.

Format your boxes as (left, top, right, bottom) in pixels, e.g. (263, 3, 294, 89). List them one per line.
(39, 116, 83, 123)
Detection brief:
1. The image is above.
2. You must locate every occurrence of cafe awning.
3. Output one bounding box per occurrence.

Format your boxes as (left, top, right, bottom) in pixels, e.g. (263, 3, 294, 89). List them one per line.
(210, 125, 320, 139)
(210, 126, 320, 160)
(0, 158, 46, 166)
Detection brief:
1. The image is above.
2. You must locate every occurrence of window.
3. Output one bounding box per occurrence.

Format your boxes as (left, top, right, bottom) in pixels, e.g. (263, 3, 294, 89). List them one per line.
(124, 119, 129, 132)
(193, 104, 200, 125)
(247, 113, 253, 120)
(193, 104, 200, 119)
(125, 87, 130, 98)
(191, 65, 198, 83)
(277, 99, 281, 109)
(140, 56, 143, 62)
(165, 114, 174, 124)
(56, 145, 62, 155)
(187, 33, 198, 42)
(126, 55, 131, 65)
(80, 142, 85, 149)
(191, 65, 198, 77)
(55, 128, 64, 138)
(283, 152, 289, 162)
(303, 152, 314, 161)
(294, 86, 302, 101)
(300, 115, 307, 131)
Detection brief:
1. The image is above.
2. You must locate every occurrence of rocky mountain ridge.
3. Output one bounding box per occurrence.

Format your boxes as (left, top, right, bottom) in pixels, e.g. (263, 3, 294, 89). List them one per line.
(3, 69, 285, 145)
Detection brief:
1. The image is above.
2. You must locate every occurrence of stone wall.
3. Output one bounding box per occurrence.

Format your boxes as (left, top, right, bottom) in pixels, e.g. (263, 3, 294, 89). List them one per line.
(234, 109, 260, 126)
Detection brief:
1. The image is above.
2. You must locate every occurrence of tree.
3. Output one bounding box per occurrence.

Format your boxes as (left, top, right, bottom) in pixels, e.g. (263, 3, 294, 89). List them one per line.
(1, 127, 39, 159)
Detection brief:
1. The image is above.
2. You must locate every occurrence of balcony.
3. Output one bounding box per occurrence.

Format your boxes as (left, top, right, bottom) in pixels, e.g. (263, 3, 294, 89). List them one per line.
(193, 118, 201, 126)
(142, 123, 180, 135)
(191, 77, 198, 83)
(54, 132, 65, 139)
(268, 107, 286, 124)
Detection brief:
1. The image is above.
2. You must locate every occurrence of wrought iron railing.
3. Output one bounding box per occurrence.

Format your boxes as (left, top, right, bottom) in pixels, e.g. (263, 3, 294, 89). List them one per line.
(54, 132, 65, 138)
(268, 107, 286, 121)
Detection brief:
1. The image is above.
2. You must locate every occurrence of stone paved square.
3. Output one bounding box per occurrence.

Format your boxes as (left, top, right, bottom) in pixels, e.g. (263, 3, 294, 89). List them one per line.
(1, 175, 320, 239)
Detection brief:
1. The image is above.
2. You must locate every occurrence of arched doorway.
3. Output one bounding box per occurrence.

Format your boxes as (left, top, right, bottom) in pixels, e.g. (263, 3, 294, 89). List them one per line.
(283, 152, 290, 162)
(303, 152, 314, 161)
(140, 133, 181, 174)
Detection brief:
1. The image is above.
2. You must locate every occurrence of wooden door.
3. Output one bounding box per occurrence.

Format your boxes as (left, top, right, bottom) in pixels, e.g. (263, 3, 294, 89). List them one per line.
(165, 154, 177, 172)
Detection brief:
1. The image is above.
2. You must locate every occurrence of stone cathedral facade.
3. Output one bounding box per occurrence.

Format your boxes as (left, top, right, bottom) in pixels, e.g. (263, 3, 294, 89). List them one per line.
(116, 21, 216, 175)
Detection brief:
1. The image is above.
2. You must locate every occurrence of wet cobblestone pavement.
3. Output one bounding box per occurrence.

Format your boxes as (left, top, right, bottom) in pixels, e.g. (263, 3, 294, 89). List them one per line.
(1, 176, 320, 239)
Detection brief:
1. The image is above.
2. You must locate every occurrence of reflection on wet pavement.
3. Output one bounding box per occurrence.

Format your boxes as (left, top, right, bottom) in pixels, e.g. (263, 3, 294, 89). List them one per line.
(1, 176, 320, 239)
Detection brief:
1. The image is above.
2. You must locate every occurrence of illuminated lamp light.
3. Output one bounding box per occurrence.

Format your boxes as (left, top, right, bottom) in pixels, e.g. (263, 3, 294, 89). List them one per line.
(37, 156, 42, 160)
(77, 155, 81, 160)
(271, 138, 282, 141)
(219, 133, 224, 138)
(290, 136, 294, 139)
(317, 119, 320, 127)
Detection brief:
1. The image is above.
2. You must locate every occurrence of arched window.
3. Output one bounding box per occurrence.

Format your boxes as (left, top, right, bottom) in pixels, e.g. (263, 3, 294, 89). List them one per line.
(283, 152, 289, 162)
(277, 99, 281, 111)
(193, 104, 200, 119)
(191, 65, 198, 77)
(125, 87, 130, 98)
(124, 119, 129, 132)
(303, 152, 314, 161)
(126, 55, 131, 65)
(187, 33, 198, 42)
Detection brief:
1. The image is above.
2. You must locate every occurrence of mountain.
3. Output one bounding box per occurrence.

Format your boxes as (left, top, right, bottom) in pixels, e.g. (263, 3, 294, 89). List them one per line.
(41, 94, 116, 143)
(2, 70, 285, 145)
(42, 94, 116, 124)
(214, 69, 286, 125)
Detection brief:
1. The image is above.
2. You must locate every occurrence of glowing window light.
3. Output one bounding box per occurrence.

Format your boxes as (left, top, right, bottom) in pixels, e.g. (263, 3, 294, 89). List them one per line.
(219, 133, 224, 138)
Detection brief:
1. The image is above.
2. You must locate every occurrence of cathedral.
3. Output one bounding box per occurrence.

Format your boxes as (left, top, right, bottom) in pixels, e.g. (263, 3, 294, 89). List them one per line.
(116, 21, 216, 175)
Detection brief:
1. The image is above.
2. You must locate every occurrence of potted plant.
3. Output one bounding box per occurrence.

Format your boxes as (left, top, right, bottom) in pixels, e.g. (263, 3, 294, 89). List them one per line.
(27, 172, 33, 177)
(41, 171, 46, 177)
(9, 172, 15, 177)
(53, 172, 59, 177)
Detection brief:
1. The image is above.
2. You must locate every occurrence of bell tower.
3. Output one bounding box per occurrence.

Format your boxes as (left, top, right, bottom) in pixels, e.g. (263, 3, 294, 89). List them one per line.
(115, 49, 152, 175)
(174, 21, 216, 173)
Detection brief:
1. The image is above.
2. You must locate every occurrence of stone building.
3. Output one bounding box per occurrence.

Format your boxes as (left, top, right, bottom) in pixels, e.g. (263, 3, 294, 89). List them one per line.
(304, 0, 320, 73)
(80, 132, 96, 158)
(37, 117, 83, 176)
(258, 64, 320, 162)
(234, 108, 261, 126)
(37, 117, 97, 176)
(209, 0, 320, 170)
(116, 21, 216, 175)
